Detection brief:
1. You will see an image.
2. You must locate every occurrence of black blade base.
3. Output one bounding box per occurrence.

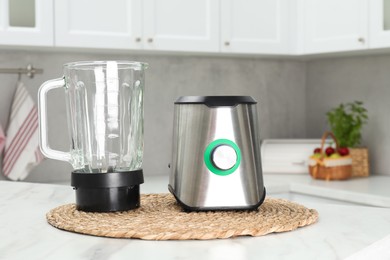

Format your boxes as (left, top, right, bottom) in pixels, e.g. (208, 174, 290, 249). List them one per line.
(71, 170, 144, 212)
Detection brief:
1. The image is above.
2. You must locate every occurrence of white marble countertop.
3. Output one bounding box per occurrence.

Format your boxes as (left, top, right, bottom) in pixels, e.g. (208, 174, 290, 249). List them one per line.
(1, 176, 390, 260)
(263, 174, 390, 207)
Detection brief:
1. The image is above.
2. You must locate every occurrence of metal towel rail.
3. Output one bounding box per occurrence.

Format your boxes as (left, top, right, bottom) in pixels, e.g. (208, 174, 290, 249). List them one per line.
(0, 64, 43, 78)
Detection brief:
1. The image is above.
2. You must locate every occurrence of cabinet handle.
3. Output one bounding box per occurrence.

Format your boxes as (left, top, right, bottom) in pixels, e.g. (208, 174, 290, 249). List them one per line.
(224, 41, 230, 46)
(135, 37, 141, 42)
(358, 37, 365, 44)
(147, 38, 153, 43)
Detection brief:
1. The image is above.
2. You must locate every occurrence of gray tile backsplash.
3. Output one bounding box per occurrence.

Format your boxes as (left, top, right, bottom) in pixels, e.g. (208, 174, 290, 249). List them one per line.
(0, 50, 306, 183)
(2, 50, 388, 182)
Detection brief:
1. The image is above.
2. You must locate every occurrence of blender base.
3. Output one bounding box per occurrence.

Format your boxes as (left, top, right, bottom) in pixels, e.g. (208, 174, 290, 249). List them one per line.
(71, 170, 144, 212)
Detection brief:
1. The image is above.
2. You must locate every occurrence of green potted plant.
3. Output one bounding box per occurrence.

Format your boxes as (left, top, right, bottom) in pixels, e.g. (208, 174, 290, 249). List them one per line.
(326, 101, 369, 177)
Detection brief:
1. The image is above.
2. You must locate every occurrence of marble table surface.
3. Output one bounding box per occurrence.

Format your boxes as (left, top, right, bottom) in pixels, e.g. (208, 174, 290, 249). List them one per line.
(1, 176, 390, 260)
(263, 174, 390, 207)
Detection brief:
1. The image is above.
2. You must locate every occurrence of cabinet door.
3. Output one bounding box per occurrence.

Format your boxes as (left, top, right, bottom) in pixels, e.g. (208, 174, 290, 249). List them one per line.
(143, 0, 219, 52)
(221, 0, 296, 54)
(302, 0, 368, 54)
(0, 0, 53, 46)
(55, 0, 142, 49)
(369, 0, 390, 48)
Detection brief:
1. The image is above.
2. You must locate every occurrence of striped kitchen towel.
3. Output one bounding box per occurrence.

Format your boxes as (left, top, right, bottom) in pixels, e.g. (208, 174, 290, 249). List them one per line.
(0, 125, 5, 155)
(2, 82, 44, 181)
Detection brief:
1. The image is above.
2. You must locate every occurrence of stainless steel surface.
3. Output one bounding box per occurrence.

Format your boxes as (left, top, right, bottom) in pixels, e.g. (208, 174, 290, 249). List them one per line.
(0, 64, 43, 78)
(170, 102, 264, 209)
(211, 145, 237, 170)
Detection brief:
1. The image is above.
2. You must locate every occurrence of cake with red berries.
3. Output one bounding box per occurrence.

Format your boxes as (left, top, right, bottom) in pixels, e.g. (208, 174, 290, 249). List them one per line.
(308, 132, 352, 181)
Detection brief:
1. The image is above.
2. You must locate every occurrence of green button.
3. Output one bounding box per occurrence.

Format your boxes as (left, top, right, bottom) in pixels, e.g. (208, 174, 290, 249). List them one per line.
(204, 139, 241, 176)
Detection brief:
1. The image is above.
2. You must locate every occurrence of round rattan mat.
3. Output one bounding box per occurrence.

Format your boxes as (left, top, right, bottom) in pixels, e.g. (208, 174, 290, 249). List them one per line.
(47, 194, 318, 240)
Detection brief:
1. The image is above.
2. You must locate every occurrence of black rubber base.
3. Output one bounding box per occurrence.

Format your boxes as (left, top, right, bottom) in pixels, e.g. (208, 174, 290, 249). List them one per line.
(168, 184, 266, 212)
(71, 170, 144, 212)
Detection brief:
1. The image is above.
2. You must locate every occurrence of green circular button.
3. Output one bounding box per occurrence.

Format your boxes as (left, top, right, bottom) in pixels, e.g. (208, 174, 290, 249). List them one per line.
(204, 139, 241, 176)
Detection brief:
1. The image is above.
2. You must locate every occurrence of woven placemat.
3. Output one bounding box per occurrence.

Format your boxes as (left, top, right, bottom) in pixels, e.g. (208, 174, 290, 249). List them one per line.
(46, 194, 318, 240)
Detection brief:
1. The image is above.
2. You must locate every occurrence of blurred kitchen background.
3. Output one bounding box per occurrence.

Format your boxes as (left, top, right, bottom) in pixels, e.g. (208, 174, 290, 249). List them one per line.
(0, 0, 388, 183)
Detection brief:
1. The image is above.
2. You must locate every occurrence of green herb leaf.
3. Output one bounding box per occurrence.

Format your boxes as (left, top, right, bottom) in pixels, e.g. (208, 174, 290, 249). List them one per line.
(326, 101, 368, 147)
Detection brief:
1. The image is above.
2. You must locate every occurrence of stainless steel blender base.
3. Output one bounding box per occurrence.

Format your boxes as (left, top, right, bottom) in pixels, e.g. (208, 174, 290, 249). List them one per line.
(168, 184, 266, 212)
(170, 96, 266, 212)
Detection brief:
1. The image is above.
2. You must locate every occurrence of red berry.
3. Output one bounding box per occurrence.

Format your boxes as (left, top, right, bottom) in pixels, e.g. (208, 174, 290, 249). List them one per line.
(313, 148, 321, 154)
(338, 147, 350, 156)
(325, 147, 335, 156)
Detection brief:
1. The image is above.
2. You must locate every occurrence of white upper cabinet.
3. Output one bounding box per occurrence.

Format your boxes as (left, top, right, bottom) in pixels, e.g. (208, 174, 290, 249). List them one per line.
(369, 0, 390, 48)
(221, 0, 296, 54)
(302, 0, 368, 54)
(0, 0, 53, 46)
(5, 0, 390, 56)
(143, 0, 219, 52)
(54, 0, 142, 49)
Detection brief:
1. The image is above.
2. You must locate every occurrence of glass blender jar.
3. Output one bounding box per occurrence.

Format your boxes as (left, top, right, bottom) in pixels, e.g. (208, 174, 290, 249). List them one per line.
(38, 61, 147, 212)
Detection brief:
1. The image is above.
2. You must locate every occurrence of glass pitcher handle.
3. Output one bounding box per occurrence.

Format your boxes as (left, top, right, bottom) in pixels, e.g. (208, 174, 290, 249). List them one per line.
(38, 78, 72, 163)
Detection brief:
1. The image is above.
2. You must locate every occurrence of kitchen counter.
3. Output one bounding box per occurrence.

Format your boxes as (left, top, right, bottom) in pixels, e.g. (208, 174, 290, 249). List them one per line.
(1, 176, 390, 260)
(263, 174, 390, 207)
